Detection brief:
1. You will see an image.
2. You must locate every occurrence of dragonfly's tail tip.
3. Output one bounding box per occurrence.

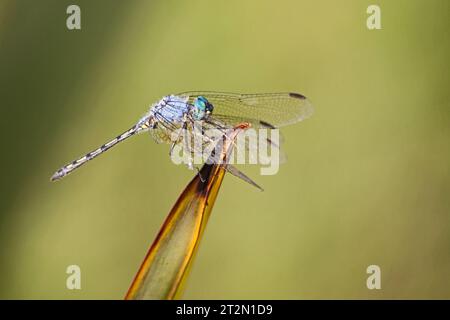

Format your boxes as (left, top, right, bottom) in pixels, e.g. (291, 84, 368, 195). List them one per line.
(50, 171, 63, 182)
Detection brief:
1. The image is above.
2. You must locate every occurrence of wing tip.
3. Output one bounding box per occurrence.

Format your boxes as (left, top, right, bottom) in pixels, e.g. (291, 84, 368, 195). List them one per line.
(259, 120, 276, 129)
(289, 92, 307, 100)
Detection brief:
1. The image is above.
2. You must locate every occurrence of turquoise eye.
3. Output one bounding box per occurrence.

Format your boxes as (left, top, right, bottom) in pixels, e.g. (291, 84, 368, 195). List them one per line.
(194, 97, 207, 110)
(193, 96, 213, 120)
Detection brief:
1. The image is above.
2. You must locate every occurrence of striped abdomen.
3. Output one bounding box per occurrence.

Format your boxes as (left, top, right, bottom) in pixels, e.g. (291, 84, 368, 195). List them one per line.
(51, 126, 141, 181)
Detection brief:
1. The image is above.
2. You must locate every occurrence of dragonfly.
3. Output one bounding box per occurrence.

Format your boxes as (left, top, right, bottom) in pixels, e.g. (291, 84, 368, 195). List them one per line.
(50, 91, 313, 190)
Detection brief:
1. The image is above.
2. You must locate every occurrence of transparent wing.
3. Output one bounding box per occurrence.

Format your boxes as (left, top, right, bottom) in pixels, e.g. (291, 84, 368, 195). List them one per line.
(149, 93, 293, 169)
(178, 91, 313, 128)
(189, 119, 287, 166)
(150, 112, 181, 144)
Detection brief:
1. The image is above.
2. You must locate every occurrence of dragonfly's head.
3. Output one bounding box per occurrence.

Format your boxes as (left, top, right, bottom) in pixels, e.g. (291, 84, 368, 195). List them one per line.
(193, 96, 214, 120)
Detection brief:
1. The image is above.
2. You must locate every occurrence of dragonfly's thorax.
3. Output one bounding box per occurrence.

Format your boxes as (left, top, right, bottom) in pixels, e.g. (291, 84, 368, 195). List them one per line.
(149, 95, 190, 124)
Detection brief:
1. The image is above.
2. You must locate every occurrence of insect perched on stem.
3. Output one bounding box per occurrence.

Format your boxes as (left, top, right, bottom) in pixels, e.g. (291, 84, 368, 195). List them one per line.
(51, 91, 313, 190)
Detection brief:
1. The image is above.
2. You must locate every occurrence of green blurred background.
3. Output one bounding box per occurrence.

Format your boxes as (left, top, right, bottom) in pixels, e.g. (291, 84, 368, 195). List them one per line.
(0, 0, 449, 299)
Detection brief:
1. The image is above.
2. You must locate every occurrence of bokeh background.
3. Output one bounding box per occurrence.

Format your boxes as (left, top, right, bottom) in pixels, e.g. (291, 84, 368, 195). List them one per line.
(0, 0, 449, 299)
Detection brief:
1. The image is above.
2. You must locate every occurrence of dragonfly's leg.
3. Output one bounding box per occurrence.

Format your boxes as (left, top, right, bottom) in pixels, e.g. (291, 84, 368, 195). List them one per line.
(196, 167, 206, 183)
(181, 120, 194, 170)
(169, 136, 181, 157)
(204, 118, 241, 151)
(169, 122, 186, 158)
(169, 141, 176, 157)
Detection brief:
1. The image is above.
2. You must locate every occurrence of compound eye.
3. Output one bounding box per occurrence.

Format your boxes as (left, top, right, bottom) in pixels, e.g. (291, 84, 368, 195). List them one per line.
(194, 98, 206, 110)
